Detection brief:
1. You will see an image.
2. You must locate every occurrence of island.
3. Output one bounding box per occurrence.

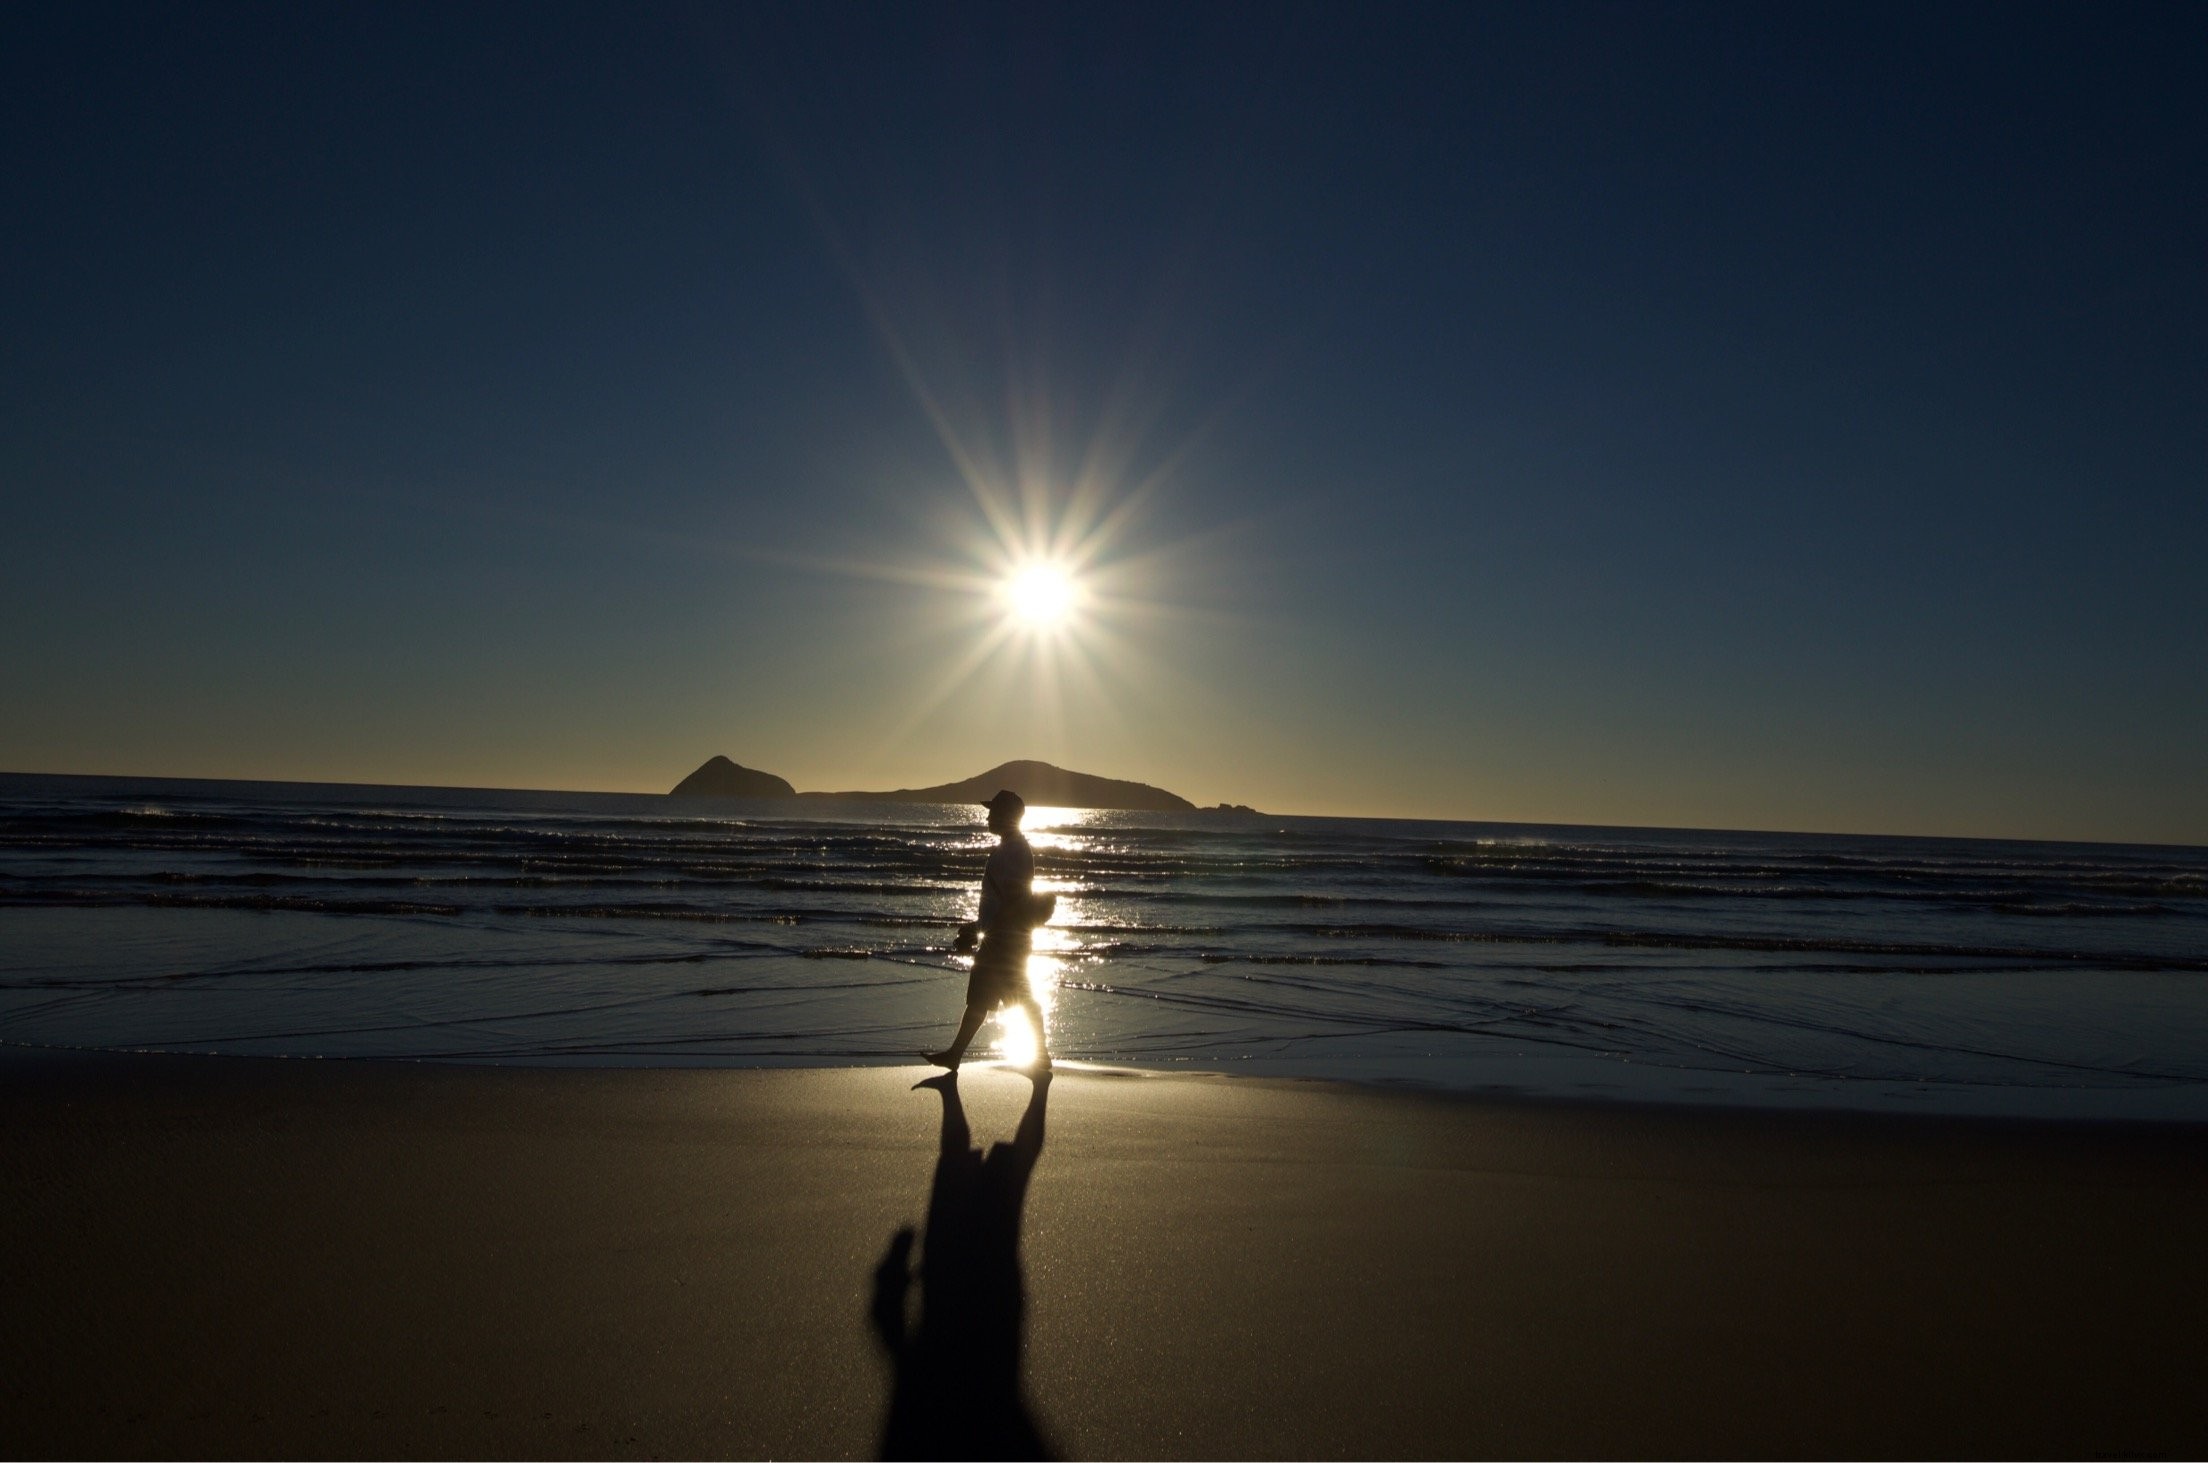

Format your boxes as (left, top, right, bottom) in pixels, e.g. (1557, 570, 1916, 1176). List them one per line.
(667, 756, 1200, 813)
(668, 756, 797, 799)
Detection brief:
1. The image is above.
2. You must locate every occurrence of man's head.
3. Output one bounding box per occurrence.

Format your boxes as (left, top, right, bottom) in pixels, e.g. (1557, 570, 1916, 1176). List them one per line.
(983, 788, 1025, 835)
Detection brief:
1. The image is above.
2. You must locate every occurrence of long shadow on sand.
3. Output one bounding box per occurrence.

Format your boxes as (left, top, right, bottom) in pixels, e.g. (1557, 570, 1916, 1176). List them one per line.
(869, 1070, 1055, 1461)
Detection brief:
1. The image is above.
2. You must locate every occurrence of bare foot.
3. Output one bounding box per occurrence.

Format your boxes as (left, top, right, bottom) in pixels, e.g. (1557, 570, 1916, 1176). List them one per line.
(923, 1049, 962, 1069)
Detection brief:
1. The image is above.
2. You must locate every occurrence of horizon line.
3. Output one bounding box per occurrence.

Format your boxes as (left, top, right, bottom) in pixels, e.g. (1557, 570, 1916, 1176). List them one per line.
(1, 765, 2198, 854)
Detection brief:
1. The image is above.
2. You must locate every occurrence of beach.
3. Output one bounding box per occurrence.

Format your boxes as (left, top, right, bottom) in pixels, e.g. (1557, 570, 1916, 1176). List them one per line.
(13, 4, 2205, 1457)
(7, 1051, 2204, 1459)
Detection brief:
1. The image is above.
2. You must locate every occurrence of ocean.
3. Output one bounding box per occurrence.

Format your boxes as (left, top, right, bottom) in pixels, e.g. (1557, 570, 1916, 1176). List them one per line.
(3, 771, 2204, 1118)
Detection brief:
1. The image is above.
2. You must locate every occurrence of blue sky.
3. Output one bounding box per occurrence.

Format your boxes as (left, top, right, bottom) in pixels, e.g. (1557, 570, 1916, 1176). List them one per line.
(3, 2, 2202, 841)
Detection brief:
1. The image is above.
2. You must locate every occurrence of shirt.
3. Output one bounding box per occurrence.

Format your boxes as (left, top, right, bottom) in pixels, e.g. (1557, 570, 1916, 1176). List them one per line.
(976, 832, 1035, 932)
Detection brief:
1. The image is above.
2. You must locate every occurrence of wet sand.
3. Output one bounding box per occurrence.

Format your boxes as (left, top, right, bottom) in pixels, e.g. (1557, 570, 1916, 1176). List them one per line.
(4, 1051, 2204, 1459)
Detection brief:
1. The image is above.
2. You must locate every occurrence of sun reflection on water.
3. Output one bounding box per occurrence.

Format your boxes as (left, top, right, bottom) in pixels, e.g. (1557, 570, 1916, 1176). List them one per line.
(995, 1000, 1042, 1067)
(1018, 804, 1100, 843)
(991, 949, 1061, 1065)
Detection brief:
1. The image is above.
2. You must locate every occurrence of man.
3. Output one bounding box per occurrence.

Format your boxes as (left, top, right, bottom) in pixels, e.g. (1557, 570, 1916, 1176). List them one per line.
(926, 789, 1051, 1070)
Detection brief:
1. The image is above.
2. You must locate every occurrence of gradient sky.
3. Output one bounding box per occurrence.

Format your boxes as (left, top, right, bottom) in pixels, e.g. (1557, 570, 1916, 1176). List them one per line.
(4, 3, 2203, 842)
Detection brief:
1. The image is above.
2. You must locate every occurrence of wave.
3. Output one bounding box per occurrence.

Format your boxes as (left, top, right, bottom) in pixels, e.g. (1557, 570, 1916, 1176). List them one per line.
(7, 774, 2207, 1113)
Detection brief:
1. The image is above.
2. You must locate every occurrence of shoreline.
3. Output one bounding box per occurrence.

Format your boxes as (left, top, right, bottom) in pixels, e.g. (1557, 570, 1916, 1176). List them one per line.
(11, 1037, 2208, 1128)
(6, 1049, 2206, 1457)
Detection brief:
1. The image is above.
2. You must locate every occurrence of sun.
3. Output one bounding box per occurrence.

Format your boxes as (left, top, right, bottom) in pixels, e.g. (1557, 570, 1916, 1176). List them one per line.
(1001, 561, 1081, 629)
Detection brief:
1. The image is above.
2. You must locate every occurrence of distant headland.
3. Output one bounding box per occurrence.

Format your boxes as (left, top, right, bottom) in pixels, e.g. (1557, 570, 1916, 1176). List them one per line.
(670, 756, 1225, 814)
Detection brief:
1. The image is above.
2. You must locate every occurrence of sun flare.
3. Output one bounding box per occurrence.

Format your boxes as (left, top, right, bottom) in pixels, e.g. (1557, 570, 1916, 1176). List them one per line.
(990, 959, 1057, 1066)
(1002, 562, 1081, 629)
(996, 1003, 1041, 1067)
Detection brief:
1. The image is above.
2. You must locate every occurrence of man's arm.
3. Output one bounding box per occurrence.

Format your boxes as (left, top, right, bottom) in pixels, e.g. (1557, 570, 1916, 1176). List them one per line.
(956, 845, 1005, 949)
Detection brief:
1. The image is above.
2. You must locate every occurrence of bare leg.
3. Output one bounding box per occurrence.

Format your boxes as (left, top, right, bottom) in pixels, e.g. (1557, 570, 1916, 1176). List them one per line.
(1016, 995, 1051, 1068)
(926, 1002, 990, 1068)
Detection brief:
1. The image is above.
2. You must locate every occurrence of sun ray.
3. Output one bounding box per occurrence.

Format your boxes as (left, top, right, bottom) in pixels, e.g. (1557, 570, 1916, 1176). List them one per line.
(1049, 630, 1139, 749)
(868, 617, 1023, 758)
(764, 151, 1018, 543)
(1031, 617, 1070, 761)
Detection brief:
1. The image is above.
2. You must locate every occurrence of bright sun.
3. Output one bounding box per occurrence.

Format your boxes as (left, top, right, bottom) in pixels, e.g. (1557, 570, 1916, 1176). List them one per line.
(1002, 562, 1080, 628)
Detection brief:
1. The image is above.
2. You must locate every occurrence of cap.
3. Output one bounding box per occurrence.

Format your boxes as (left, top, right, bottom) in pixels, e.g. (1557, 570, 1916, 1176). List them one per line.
(982, 788, 1025, 815)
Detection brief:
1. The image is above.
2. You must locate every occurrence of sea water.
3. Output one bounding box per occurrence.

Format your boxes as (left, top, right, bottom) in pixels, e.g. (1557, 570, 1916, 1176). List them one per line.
(3, 771, 2204, 1118)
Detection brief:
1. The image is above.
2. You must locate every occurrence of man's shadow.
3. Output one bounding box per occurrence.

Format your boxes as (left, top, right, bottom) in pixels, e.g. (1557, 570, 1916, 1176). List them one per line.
(870, 1069, 1055, 1460)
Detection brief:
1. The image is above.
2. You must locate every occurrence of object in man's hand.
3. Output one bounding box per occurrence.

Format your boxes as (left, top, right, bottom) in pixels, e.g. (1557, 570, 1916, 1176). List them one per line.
(1018, 891, 1057, 928)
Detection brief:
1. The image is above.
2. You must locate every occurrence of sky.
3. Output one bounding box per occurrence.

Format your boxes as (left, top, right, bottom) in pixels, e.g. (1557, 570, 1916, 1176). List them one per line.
(3, 2, 2203, 843)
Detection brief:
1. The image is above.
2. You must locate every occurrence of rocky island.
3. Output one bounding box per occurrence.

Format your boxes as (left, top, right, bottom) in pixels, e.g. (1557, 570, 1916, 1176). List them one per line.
(668, 756, 796, 799)
(668, 756, 1201, 813)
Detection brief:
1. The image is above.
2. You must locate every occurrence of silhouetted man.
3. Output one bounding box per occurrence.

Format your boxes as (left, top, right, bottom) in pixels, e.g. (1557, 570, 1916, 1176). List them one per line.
(926, 789, 1051, 1070)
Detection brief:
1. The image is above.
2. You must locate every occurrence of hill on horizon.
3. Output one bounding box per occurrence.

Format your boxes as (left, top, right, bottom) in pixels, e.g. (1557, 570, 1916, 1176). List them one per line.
(668, 756, 1196, 812)
(668, 756, 796, 799)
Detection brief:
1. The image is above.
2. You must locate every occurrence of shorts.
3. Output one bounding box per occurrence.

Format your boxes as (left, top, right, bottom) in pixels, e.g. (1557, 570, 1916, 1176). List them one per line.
(965, 930, 1033, 1010)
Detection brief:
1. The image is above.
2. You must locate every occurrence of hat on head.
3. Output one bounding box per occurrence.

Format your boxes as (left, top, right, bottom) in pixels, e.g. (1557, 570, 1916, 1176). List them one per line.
(983, 788, 1025, 815)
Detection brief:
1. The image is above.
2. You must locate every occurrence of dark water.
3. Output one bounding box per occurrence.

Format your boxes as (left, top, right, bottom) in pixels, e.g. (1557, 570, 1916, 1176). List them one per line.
(3, 772, 2204, 1117)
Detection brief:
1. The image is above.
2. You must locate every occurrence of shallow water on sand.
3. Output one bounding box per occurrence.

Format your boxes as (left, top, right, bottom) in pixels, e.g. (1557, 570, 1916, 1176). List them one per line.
(3, 772, 2205, 1117)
